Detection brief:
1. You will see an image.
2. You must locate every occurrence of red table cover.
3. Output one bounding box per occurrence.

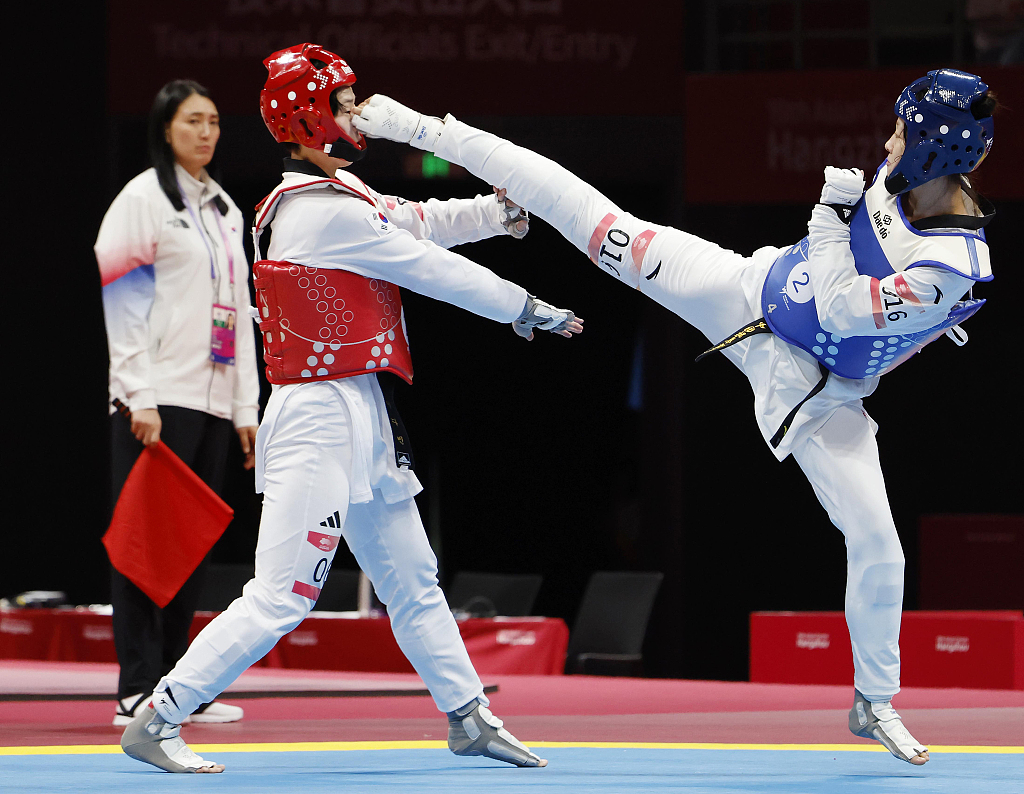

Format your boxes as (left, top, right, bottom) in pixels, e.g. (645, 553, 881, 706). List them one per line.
(0, 610, 569, 676)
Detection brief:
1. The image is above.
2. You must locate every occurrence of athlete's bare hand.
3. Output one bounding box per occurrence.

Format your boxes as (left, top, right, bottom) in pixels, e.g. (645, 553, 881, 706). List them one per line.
(131, 408, 161, 446)
(556, 316, 585, 338)
(237, 426, 257, 470)
(516, 317, 584, 341)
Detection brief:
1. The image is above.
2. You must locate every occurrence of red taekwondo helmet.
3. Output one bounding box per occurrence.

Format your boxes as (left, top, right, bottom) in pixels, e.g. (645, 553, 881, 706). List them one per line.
(260, 43, 367, 162)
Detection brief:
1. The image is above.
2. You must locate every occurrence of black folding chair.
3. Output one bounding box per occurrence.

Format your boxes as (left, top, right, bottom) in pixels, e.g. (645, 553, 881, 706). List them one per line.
(565, 571, 664, 675)
(446, 571, 544, 617)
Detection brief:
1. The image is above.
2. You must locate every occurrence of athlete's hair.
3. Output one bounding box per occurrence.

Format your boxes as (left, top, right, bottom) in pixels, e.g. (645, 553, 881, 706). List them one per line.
(963, 90, 998, 192)
(148, 79, 227, 214)
(970, 91, 999, 120)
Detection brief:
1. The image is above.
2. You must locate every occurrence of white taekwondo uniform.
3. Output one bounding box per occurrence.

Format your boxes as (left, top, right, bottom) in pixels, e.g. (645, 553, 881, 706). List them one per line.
(428, 118, 990, 701)
(152, 159, 528, 719)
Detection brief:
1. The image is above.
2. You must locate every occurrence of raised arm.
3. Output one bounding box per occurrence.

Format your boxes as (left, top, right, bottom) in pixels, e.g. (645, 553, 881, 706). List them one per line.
(373, 190, 529, 249)
(272, 196, 581, 338)
(807, 167, 970, 338)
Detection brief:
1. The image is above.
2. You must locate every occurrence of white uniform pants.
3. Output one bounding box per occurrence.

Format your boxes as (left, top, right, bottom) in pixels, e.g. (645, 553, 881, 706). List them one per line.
(154, 383, 485, 720)
(436, 119, 904, 700)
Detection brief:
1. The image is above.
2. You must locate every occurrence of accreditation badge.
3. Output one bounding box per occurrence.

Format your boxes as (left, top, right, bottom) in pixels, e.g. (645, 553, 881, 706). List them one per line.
(210, 303, 237, 365)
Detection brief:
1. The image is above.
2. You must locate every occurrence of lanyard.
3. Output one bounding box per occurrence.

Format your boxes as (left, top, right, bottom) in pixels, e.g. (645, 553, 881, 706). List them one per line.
(213, 208, 236, 286)
(178, 180, 235, 289)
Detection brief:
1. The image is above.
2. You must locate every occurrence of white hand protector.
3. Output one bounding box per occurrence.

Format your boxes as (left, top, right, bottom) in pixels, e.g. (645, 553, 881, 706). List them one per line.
(497, 192, 529, 239)
(820, 166, 865, 206)
(352, 94, 443, 151)
(513, 295, 576, 339)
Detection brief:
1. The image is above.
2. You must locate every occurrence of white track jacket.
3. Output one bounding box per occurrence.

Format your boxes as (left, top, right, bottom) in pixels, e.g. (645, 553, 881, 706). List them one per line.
(95, 164, 260, 428)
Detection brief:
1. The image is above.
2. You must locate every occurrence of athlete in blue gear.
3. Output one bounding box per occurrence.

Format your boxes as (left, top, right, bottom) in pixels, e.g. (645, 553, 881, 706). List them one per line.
(353, 68, 999, 766)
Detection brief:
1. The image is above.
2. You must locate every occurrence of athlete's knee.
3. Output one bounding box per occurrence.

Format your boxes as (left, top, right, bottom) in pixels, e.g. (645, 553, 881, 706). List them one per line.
(845, 513, 904, 562)
(240, 577, 311, 633)
(859, 560, 905, 606)
(856, 536, 904, 575)
(377, 568, 445, 621)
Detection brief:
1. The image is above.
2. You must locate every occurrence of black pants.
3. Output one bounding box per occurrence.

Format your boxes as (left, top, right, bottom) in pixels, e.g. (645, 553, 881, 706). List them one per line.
(108, 405, 234, 700)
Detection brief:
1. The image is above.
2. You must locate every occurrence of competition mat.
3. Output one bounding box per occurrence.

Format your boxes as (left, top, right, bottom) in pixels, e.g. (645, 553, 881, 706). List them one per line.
(2, 663, 1021, 793)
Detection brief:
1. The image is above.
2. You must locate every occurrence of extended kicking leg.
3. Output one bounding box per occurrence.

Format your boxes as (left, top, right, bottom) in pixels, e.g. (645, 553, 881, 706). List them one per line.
(353, 96, 663, 291)
(352, 97, 759, 346)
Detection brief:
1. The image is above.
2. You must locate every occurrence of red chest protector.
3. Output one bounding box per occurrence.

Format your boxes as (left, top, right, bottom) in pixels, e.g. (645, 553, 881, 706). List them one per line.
(251, 175, 413, 386)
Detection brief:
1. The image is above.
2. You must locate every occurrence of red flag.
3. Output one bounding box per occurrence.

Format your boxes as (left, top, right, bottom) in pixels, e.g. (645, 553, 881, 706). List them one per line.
(102, 441, 234, 608)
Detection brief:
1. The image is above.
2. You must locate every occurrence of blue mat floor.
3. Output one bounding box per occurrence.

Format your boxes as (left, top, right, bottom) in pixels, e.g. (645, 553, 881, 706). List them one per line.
(2, 748, 1022, 794)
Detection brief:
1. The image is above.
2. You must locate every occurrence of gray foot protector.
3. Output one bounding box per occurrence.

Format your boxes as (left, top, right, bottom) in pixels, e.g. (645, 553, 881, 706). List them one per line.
(447, 701, 548, 768)
(121, 705, 221, 773)
(848, 689, 929, 764)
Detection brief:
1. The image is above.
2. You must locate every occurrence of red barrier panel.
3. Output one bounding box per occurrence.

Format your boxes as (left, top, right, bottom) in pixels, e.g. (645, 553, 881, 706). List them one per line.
(751, 610, 1024, 690)
(750, 611, 854, 686)
(0, 609, 568, 676)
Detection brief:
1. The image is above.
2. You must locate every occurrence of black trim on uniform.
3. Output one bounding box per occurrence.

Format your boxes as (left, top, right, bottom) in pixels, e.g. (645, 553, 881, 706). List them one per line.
(910, 210, 994, 231)
(283, 158, 333, 179)
(377, 373, 415, 471)
(769, 364, 830, 449)
(693, 325, 833, 449)
(910, 191, 995, 231)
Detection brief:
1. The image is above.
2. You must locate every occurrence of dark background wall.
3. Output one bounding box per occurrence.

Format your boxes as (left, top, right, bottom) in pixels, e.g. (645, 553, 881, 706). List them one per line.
(9, 1, 1022, 682)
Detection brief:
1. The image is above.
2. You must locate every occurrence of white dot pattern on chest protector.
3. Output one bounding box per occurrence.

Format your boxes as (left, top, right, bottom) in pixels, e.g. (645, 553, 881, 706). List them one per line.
(806, 325, 931, 379)
(269, 264, 407, 378)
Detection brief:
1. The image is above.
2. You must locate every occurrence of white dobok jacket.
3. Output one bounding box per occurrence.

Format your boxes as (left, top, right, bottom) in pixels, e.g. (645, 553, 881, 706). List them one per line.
(254, 160, 528, 502)
(95, 164, 260, 428)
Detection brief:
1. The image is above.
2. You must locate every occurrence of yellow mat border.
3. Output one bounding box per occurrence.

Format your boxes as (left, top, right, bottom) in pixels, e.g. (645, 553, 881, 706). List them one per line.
(1, 741, 1021, 756)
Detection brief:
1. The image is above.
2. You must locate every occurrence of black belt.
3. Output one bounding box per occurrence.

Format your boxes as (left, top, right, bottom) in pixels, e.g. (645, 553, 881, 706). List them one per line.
(377, 373, 415, 470)
(696, 318, 830, 449)
(694, 318, 771, 362)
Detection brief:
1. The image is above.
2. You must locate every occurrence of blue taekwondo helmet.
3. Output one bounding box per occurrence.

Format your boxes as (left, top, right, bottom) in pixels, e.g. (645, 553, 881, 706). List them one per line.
(884, 68, 995, 195)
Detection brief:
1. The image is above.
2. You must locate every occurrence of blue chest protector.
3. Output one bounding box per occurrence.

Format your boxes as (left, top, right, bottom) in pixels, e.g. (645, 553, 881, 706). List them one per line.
(760, 174, 988, 380)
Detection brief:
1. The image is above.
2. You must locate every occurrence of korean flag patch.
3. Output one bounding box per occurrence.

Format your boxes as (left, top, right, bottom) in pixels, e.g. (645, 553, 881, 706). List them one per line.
(366, 208, 394, 236)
